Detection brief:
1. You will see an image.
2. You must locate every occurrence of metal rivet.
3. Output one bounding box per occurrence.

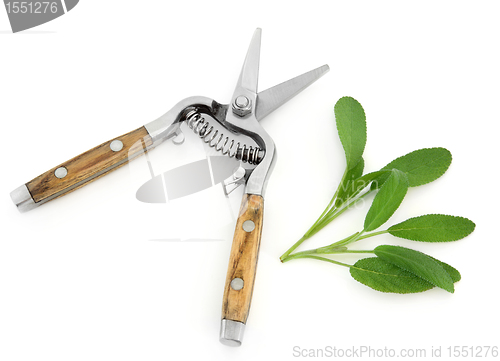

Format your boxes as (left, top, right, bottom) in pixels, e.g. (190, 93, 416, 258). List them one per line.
(54, 167, 68, 179)
(242, 220, 255, 232)
(231, 278, 244, 291)
(110, 140, 123, 152)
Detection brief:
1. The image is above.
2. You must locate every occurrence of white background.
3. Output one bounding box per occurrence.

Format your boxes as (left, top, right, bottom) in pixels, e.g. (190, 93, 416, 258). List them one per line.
(1, 1, 499, 360)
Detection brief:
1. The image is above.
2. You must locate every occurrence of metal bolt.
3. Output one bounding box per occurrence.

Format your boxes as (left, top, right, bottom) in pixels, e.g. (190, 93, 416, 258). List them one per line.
(232, 95, 252, 117)
(242, 220, 255, 232)
(235, 96, 249, 108)
(110, 140, 123, 152)
(54, 167, 68, 179)
(231, 277, 244, 291)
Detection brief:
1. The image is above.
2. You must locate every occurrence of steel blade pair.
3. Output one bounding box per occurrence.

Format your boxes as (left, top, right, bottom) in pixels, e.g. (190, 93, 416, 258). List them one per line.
(235, 28, 329, 122)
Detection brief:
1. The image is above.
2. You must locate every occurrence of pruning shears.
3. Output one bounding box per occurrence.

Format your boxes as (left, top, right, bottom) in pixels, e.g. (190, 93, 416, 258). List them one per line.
(10, 28, 329, 346)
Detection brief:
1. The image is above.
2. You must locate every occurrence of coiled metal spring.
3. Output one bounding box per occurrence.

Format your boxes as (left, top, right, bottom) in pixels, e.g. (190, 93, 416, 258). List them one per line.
(185, 110, 264, 165)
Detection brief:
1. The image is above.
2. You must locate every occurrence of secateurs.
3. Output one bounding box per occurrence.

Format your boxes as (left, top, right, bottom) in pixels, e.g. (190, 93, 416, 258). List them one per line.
(10, 28, 329, 346)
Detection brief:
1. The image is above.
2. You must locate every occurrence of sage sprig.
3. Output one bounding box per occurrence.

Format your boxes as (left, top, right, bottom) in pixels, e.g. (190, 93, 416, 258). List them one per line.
(280, 96, 475, 294)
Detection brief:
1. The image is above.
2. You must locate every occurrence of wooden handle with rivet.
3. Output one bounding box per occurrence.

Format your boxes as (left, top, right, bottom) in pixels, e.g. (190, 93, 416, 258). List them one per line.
(10, 126, 152, 212)
(220, 193, 264, 346)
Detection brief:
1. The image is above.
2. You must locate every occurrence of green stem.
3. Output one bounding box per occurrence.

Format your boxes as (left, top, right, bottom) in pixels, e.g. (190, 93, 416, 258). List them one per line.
(281, 227, 385, 262)
(339, 249, 375, 254)
(308, 189, 374, 238)
(357, 230, 389, 241)
(332, 230, 365, 247)
(322, 232, 359, 249)
(280, 235, 307, 261)
(280, 169, 349, 260)
(282, 241, 374, 261)
(317, 229, 388, 254)
(282, 254, 352, 268)
(287, 247, 346, 259)
(326, 229, 388, 252)
(280, 183, 376, 261)
(304, 168, 349, 237)
(306, 204, 347, 238)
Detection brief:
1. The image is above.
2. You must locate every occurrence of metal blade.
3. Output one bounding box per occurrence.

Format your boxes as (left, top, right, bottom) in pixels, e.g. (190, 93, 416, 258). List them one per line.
(234, 28, 261, 95)
(255, 64, 330, 121)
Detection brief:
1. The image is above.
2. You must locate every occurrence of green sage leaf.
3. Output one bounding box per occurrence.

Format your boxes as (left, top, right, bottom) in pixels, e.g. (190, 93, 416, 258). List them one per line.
(374, 245, 454, 293)
(335, 158, 364, 207)
(364, 169, 408, 232)
(350, 257, 435, 293)
(434, 259, 461, 283)
(388, 214, 476, 242)
(372, 147, 452, 189)
(350, 257, 460, 294)
(350, 158, 365, 180)
(334, 97, 367, 170)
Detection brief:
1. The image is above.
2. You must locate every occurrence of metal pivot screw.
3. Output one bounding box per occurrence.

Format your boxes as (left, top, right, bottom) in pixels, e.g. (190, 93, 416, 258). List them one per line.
(231, 277, 244, 291)
(54, 167, 68, 179)
(232, 95, 252, 117)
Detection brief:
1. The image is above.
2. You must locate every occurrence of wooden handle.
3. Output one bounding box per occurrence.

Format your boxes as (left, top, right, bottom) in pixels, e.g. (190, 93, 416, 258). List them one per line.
(25, 126, 152, 205)
(221, 194, 264, 324)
